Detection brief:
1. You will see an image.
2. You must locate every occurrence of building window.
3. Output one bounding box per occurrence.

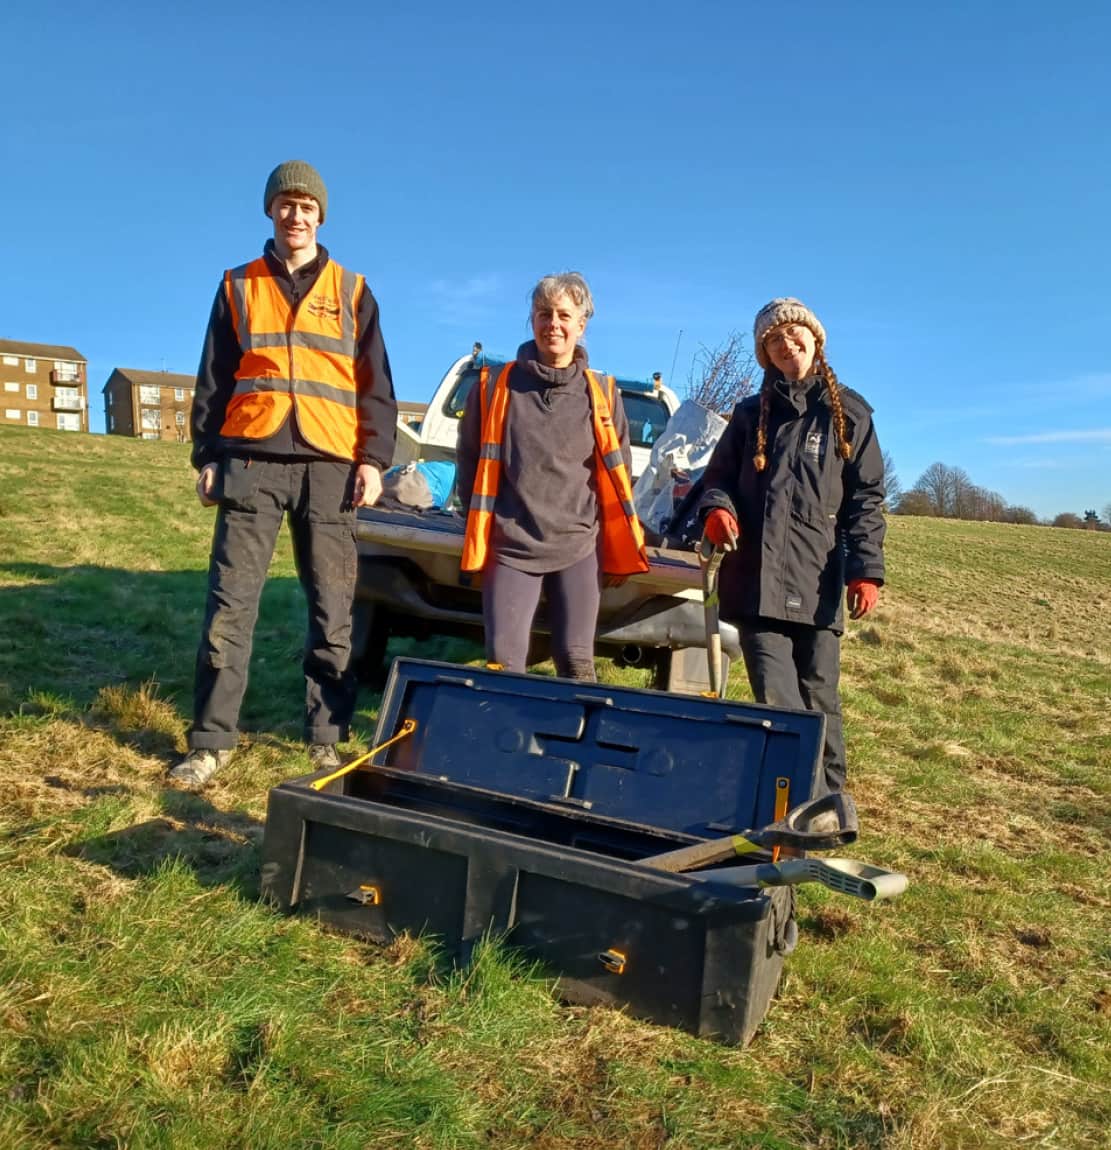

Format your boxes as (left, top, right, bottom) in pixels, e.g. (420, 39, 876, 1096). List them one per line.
(54, 387, 81, 409)
(107, 413, 114, 432)
(139, 385, 161, 405)
(3, 382, 17, 393)
(2, 356, 17, 366)
(26, 384, 37, 400)
(175, 388, 186, 401)
(25, 359, 36, 373)
(5, 409, 21, 421)
(108, 391, 114, 407)
(140, 408, 161, 431)
(141, 431, 159, 440)
(27, 410, 40, 427)
(175, 411, 186, 426)
(56, 413, 81, 431)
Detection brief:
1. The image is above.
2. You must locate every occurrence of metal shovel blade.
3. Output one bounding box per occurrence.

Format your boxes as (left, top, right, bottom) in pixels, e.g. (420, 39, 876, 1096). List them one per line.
(700, 856, 909, 902)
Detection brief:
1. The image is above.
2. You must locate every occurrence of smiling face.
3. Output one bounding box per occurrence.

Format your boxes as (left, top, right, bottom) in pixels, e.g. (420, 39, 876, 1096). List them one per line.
(531, 291, 587, 368)
(269, 193, 321, 261)
(764, 323, 817, 381)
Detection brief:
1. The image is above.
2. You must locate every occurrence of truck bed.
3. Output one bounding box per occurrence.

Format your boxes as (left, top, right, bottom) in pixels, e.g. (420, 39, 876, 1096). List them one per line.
(355, 507, 702, 596)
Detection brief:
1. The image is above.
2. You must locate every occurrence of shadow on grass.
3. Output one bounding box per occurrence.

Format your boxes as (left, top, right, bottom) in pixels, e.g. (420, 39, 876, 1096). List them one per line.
(0, 561, 308, 730)
(67, 787, 266, 900)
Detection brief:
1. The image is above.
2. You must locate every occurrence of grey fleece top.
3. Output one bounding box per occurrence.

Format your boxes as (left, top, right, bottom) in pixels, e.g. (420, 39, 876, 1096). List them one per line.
(457, 342, 633, 575)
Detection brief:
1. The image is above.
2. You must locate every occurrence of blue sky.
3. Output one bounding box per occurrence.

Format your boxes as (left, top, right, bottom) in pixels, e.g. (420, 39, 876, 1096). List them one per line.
(3, 0, 1109, 520)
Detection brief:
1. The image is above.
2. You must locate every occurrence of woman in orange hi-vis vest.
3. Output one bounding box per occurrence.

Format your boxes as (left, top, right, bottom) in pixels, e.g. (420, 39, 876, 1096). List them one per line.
(457, 272, 648, 682)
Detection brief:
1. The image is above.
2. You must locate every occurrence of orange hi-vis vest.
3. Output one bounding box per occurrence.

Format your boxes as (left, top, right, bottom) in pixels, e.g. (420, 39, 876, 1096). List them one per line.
(220, 256, 364, 460)
(461, 363, 650, 576)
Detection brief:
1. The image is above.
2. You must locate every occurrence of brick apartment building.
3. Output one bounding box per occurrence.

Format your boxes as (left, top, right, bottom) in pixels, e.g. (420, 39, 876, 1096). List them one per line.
(103, 368, 196, 442)
(0, 338, 89, 433)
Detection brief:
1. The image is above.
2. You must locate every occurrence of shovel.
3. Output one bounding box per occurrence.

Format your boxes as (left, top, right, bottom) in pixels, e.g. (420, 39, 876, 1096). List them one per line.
(695, 856, 909, 902)
(699, 532, 734, 698)
(641, 792, 858, 874)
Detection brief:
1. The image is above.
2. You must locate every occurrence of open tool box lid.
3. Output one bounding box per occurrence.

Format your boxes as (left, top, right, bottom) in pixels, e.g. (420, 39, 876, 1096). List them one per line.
(361, 658, 825, 845)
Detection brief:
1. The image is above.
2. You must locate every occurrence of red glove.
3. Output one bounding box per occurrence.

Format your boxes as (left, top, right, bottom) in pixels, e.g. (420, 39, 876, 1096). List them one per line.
(703, 509, 740, 551)
(847, 579, 880, 620)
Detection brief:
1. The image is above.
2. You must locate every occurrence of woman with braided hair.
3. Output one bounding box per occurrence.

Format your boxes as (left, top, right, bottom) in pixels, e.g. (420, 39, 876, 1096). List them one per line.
(698, 298, 886, 794)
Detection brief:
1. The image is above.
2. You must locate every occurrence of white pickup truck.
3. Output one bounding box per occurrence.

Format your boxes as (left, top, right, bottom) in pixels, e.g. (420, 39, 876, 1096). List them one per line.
(353, 345, 737, 693)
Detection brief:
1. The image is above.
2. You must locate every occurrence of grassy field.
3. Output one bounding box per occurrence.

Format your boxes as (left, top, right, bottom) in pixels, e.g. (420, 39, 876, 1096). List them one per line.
(0, 425, 1108, 1149)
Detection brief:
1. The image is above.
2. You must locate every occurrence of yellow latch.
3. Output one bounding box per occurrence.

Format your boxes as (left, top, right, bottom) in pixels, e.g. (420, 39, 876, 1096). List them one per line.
(347, 885, 381, 907)
(598, 948, 627, 975)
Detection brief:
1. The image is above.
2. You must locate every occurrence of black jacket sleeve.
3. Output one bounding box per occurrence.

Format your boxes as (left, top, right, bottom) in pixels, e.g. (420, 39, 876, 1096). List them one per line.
(456, 375, 482, 511)
(190, 282, 241, 471)
(354, 286, 397, 470)
(841, 409, 886, 585)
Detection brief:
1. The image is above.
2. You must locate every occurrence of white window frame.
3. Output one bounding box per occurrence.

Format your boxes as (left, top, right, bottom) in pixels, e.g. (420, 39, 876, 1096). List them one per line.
(5, 409, 21, 421)
(56, 412, 81, 431)
(26, 383, 37, 400)
(139, 385, 161, 405)
(3, 382, 18, 393)
(174, 387, 186, 402)
(27, 410, 40, 427)
(175, 410, 186, 426)
(140, 408, 161, 431)
(2, 355, 17, 367)
(25, 358, 36, 373)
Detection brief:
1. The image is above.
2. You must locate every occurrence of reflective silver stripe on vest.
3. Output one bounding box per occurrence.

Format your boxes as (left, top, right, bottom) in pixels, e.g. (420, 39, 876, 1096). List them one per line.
(603, 450, 624, 470)
(479, 443, 501, 460)
(621, 499, 637, 517)
(340, 268, 357, 346)
(469, 494, 496, 512)
(229, 271, 251, 350)
(234, 330, 356, 357)
(232, 377, 357, 408)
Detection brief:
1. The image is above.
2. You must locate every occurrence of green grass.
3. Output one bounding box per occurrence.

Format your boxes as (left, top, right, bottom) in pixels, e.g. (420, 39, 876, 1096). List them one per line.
(1, 425, 1109, 1149)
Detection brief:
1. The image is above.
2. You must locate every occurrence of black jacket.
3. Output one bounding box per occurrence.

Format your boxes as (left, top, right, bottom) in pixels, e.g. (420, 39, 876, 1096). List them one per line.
(190, 241, 397, 471)
(699, 373, 885, 632)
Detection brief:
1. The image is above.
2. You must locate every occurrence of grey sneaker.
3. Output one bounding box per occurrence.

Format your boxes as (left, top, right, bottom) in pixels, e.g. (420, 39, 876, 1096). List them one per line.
(169, 748, 233, 790)
(308, 743, 341, 770)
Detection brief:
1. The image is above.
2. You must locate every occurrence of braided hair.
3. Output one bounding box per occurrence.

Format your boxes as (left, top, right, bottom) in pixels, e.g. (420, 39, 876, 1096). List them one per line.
(752, 350, 853, 473)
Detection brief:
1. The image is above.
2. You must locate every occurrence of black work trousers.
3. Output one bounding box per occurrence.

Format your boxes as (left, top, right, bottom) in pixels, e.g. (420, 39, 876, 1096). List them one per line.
(189, 457, 357, 751)
(738, 619, 845, 795)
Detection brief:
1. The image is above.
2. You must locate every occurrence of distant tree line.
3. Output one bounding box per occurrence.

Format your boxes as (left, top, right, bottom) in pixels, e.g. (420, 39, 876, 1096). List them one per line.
(888, 460, 1110, 530)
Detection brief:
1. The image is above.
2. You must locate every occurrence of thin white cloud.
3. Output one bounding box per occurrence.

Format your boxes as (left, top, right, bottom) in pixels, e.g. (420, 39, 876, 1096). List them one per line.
(985, 428, 1111, 445)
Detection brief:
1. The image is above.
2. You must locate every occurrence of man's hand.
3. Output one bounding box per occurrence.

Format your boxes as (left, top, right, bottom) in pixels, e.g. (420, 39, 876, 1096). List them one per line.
(847, 578, 880, 620)
(353, 463, 383, 508)
(703, 509, 740, 551)
(196, 463, 219, 507)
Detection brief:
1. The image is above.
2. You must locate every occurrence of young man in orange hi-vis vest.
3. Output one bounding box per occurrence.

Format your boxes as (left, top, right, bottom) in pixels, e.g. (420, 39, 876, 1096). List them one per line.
(170, 160, 397, 791)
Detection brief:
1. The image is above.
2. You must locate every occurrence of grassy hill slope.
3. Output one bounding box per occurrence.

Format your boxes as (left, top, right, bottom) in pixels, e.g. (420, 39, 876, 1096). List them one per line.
(1, 426, 1108, 1149)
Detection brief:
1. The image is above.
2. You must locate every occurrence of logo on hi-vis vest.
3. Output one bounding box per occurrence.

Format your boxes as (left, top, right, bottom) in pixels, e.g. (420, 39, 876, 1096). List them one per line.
(307, 296, 341, 320)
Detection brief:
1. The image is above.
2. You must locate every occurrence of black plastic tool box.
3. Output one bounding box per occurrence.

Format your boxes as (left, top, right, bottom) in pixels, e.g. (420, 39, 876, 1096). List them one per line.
(260, 658, 825, 1044)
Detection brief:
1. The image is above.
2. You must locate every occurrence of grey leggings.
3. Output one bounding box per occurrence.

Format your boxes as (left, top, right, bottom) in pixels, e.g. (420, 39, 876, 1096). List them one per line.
(482, 552, 601, 681)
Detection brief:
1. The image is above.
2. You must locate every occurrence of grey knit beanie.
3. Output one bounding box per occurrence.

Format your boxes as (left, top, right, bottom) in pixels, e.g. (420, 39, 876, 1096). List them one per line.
(263, 160, 327, 223)
(753, 297, 826, 368)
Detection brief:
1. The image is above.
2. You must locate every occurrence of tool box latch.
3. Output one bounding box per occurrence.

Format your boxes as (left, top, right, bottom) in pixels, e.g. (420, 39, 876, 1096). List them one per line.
(598, 948, 628, 975)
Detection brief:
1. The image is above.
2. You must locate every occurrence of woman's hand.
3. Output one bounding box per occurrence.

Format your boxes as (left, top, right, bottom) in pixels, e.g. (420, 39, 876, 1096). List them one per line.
(846, 579, 879, 619)
(703, 509, 739, 551)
